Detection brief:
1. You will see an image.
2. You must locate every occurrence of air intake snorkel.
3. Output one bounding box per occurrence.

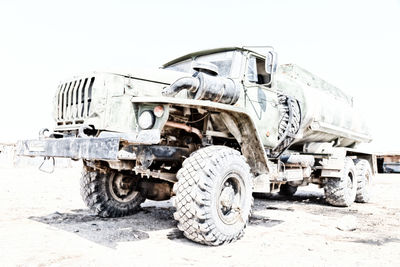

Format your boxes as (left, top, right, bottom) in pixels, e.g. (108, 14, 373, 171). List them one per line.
(162, 61, 241, 105)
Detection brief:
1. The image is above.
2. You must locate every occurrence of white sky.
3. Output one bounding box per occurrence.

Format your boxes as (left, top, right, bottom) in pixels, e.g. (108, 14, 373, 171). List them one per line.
(0, 0, 399, 151)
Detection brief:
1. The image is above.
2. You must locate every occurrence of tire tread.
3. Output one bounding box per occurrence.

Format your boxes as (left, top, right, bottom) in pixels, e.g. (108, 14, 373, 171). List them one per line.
(80, 167, 145, 218)
(173, 146, 253, 246)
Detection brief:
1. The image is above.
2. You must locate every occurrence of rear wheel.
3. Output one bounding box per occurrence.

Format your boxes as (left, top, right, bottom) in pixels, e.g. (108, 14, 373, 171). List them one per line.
(173, 146, 253, 246)
(80, 167, 145, 217)
(324, 157, 357, 207)
(353, 159, 373, 203)
(278, 183, 298, 196)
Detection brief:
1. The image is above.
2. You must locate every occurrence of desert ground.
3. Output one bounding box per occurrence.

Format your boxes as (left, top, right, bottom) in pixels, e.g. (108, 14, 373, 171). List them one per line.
(1, 163, 399, 266)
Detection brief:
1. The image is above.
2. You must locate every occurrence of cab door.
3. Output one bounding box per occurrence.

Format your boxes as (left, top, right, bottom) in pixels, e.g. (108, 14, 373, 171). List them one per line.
(243, 53, 280, 149)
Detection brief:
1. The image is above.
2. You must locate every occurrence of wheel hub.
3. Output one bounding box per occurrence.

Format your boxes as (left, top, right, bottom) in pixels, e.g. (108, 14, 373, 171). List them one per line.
(115, 174, 131, 195)
(217, 175, 243, 225)
(220, 182, 235, 210)
(109, 173, 139, 203)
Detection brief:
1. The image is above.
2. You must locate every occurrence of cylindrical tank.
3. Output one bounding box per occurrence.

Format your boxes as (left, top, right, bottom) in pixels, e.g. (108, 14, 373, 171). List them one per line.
(276, 64, 371, 147)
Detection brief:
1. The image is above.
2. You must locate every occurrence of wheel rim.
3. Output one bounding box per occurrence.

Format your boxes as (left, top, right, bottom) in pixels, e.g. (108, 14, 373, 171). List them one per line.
(347, 174, 353, 189)
(344, 171, 355, 200)
(108, 173, 140, 203)
(217, 172, 244, 225)
(365, 170, 371, 187)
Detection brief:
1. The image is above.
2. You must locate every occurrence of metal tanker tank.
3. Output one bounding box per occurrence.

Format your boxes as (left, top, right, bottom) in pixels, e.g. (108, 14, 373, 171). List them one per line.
(276, 64, 372, 148)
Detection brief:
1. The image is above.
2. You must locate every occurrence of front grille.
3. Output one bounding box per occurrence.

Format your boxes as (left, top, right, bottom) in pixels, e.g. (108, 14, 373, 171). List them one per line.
(56, 77, 95, 125)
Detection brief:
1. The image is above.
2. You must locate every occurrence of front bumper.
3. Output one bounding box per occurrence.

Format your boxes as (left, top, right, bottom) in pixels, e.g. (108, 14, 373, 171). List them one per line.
(17, 137, 121, 160)
(16, 129, 162, 161)
(16, 129, 190, 162)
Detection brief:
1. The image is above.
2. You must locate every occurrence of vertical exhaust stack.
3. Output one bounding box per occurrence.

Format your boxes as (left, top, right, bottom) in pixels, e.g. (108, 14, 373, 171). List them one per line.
(162, 62, 241, 105)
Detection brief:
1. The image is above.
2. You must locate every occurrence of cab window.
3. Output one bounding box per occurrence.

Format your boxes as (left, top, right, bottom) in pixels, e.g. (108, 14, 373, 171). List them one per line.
(246, 55, 271, 85)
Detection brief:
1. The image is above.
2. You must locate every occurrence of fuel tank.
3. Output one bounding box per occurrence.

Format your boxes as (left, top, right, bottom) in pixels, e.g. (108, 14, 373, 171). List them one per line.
(276, 64, 371, 148)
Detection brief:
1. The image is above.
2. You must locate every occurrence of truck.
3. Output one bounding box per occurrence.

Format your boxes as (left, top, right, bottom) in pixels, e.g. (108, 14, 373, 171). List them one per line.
(17, 46, 375, 246)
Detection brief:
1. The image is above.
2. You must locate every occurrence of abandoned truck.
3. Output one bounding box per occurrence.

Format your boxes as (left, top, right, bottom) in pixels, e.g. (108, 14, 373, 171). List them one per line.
(17, 46, 375, 245)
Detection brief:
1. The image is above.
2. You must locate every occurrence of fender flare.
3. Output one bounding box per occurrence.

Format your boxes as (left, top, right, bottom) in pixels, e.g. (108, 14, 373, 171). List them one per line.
(131, 97, 269, 175)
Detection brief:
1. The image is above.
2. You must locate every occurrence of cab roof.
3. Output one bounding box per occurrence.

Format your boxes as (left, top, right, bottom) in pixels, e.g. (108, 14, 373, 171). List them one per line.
(162, 46, 270, 68)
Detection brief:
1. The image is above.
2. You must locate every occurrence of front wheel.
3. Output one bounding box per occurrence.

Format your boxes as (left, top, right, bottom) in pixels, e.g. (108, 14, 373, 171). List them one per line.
(173, 146, 253, 246)
(80, 167, 145, 217)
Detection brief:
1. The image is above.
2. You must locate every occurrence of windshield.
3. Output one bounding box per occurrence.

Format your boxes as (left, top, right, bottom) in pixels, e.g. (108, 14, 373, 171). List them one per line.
(164, 51, 240, 78)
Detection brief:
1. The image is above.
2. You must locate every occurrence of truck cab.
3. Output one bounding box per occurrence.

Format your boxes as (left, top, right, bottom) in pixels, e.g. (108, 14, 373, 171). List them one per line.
(163, 48, 281, 149)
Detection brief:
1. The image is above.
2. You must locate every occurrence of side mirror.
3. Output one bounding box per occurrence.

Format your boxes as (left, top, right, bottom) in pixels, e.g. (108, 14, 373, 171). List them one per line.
(265, 51, 278, 74)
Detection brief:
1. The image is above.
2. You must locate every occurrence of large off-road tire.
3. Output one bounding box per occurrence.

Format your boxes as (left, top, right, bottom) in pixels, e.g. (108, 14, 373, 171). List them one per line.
(353, 159, 373, 203)
(80, 167, 145, 217)
(173, 146, 253, 246)
(278, 183, 298, 196)
(324, 157, 357, 207)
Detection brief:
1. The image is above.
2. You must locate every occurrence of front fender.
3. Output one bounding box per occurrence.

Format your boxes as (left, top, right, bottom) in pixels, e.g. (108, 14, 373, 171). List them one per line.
(131, 96, 269, 175)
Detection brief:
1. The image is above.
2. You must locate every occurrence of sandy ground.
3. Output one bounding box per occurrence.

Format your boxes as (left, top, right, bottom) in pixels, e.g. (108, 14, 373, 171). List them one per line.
(1, 165, 400, 267)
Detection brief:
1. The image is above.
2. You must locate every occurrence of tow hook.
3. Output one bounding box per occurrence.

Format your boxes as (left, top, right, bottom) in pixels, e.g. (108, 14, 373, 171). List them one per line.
(38, 128, 49, 140)
(39, 156, 55, 174)
(78, 125, 93, 138)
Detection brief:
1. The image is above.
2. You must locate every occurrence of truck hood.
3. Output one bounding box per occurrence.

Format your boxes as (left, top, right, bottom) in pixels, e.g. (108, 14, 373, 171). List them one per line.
(108, 67, 189, 85)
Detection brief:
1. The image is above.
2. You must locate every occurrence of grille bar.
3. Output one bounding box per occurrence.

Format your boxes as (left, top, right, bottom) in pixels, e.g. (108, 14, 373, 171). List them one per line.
(83, 78, 88, 119)
(87, 77, 95, 117)
(57, 83, 64, 120)
(63, 82, 71, 120)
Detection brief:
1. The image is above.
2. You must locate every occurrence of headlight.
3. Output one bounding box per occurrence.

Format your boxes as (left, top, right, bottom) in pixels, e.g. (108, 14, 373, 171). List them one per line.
(138, 110, 155, 129)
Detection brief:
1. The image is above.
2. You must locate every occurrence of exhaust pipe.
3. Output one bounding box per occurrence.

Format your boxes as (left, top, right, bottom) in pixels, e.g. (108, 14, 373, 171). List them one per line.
(164, 121, 203, 140)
